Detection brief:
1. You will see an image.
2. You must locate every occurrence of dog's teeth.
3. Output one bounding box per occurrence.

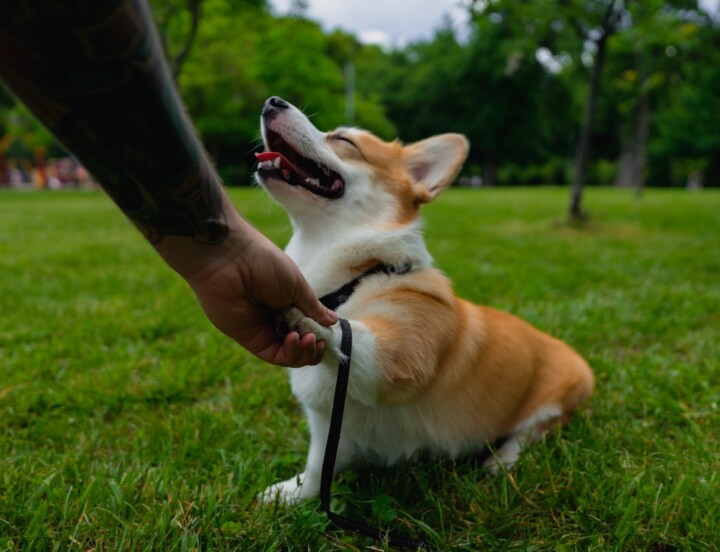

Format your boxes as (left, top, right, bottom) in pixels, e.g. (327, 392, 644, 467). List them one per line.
(305, 177, 320, 186)
(273, 157, 281, 168)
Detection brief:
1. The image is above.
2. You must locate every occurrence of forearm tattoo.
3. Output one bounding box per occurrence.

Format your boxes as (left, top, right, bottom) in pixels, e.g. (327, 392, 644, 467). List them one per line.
(0, 0, 228, 244)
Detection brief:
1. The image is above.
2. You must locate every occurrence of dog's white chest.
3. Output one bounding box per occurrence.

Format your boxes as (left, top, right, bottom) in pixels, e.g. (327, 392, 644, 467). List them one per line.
(288, 362, 458, 466)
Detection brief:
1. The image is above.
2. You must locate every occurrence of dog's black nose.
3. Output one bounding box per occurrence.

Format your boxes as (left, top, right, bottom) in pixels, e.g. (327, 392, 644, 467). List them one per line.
(268, 96, 289, 109)
(263, 96, 290, 118)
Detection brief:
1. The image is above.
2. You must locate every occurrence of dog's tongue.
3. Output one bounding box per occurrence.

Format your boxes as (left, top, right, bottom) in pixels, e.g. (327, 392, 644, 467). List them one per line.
(255, 151, 307, 177)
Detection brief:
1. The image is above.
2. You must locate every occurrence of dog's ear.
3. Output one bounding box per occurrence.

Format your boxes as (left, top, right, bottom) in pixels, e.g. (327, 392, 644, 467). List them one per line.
(403, 134, 469, 203)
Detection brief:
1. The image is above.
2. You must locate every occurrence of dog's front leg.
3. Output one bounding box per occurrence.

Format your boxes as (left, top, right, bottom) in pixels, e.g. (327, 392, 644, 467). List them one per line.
(285, 308, 381, 406)
(260, 409, 355, 505)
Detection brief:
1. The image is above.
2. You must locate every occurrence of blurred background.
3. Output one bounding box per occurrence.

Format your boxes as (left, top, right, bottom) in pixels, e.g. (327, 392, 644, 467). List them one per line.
(0, 0, 718, 196)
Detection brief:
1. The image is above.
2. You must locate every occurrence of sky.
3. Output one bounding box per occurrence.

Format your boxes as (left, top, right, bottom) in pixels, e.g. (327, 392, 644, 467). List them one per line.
(269, 0, 720, 48)
(269, 0, 470, 47)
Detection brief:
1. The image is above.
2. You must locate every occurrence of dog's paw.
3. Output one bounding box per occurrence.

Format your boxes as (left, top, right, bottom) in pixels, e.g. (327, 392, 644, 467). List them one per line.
(283, 308, 341, 352)
(282, 307, 305, 332)
(258, 474, 307, 506)
(482, 438, 522, 475)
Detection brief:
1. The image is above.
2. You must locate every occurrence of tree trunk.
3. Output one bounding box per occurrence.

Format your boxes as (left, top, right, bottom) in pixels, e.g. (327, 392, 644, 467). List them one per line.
(615, 93, 651, 193)
(483, 152, 498, 187)
(615, 132, 635, 188)
(633, 94, 650, 197)
(615, 48, 651, 195)
(569, 33, 608, 221)
(568, 0, 622, 221)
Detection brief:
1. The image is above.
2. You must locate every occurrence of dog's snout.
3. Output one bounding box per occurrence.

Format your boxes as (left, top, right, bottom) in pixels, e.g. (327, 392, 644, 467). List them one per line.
(263, 96, 290, 119)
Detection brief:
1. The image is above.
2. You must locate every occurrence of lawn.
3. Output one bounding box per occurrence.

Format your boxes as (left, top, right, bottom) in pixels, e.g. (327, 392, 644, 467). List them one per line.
(1, 187, 718, 551)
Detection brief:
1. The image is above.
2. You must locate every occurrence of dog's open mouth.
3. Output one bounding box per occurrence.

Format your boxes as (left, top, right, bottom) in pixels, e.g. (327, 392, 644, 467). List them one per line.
(256, 130, 345, 199)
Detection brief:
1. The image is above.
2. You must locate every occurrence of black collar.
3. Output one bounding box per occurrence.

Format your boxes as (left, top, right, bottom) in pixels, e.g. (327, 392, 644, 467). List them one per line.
(319, 261, 413, 311)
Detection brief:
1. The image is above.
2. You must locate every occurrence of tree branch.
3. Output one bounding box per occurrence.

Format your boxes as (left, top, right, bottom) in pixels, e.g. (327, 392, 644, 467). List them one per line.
(600, 0, 621, 39)
(171, 0, 202, 81)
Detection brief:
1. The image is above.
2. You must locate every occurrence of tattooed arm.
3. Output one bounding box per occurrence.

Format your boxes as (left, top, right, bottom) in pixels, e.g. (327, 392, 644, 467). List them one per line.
(0, 0, 336, 366)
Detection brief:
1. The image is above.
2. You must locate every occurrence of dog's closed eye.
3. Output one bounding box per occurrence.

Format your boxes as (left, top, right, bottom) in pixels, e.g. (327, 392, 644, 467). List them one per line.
(330, 134, 357, 148)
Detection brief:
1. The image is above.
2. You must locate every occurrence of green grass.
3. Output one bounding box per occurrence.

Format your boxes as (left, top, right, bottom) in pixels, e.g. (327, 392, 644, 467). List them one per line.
(1, 187, 719, 551)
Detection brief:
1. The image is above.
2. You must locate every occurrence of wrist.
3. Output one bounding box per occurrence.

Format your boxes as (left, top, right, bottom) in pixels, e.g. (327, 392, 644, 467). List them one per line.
(152, 198, 255, 283)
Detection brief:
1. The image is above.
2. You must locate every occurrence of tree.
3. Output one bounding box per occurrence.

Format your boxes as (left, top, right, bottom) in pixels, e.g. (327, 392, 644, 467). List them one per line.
(558, 0, 625, 220)
(464, 0, 624, 204)
(174, 3, 393, 182)
(328, 32, 397, 137)
(607, 1, 702, 194)
(173, 0, 269, 182)
(357, 16, 557, 186)
(466, 1, 712, 211)
(651, 14, 720, 187)
(152, 0, 203, 80)
(149, 0, 268, 81)
(3, 102, 56, 187)
(462, 12, 555, 185)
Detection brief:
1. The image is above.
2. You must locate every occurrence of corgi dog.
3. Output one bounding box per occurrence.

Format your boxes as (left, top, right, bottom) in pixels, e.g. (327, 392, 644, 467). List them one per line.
(255, 96, 594, 504)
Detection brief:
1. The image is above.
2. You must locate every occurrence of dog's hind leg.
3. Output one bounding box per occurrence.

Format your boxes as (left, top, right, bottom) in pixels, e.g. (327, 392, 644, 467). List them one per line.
(484, 351, 594, 474)
(482, 404, 563, 474)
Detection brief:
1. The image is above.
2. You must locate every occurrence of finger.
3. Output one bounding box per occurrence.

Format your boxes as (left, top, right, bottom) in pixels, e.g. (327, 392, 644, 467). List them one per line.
(252, 331, 300, 367)
(292, 332, 319, 366)
(298, 332, 321, 365)
(281, 331, 305, 366)
(251, 338, 322, 368)
(293, 280, 338, 326)
(268, 331, 319, 368)
(311, 340, 325, 365)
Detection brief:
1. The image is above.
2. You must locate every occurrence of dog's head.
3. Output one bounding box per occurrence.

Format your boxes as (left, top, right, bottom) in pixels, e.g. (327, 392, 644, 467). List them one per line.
(255, 97, 469, 229)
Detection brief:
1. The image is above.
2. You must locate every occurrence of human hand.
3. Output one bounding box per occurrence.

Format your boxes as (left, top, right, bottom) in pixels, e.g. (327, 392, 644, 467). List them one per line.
(0, 0, 338, 366)
(182, 220, 338, 367)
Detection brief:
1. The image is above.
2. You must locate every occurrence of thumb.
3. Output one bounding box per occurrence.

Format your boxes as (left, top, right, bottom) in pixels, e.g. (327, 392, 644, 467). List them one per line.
(294, 279, 338, 326)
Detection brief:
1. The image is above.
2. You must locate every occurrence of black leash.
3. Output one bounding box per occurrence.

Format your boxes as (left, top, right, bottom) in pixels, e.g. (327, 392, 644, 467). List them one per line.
(319, 318, 428, 550)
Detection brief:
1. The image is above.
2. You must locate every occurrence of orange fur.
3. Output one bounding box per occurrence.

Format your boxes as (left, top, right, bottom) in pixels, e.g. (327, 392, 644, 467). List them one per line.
(330, 131, 424, 224)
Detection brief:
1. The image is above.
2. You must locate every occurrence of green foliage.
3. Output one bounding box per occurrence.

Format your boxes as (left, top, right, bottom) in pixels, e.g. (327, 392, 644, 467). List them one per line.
(497, 158, 570, 186)
(355, 19, 569, 186)
(165, 1, 393, 183)
(1, 187, 719, 549)
(149, 0, 268, 76)
(2, 2, 720, 188)
(174, 0, 268, 182)
(2, 102, 55, 155)
(651, 19, 720, 186)
(254, 17, 346, 130)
